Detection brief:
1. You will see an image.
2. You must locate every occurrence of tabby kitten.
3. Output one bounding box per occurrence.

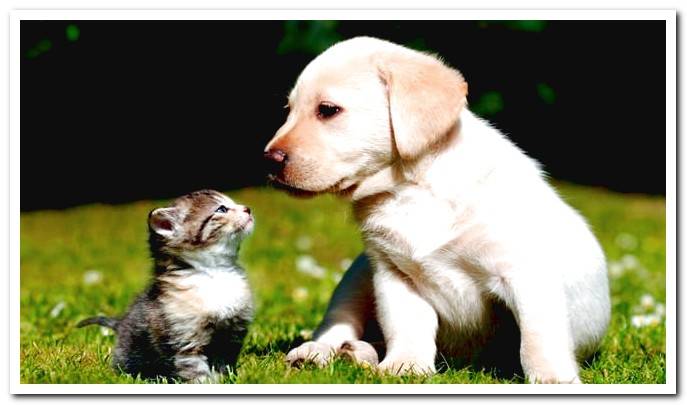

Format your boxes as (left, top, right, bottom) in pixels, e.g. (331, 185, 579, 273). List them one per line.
(78, 190, 254, 383)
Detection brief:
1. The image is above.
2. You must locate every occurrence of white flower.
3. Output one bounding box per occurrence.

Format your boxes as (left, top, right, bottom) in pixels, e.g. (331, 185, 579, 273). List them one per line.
(295, 255, 326, 279)
(640, 294, 655, 310)
(292, 287, 309, 302)
(615, 233, 638, 250)
(655, 303, 666, 317)
(339, 258, 353, 271)
(621, 254, 640, 269)
(608, 261, 624, 277)
(644, 314, 662, 326)
(83, 270, 103, 285)
(100, 326, 114, 336)
(296, 235, 313, 251)
(299, 329, 313, 340)
(631, 315, 648, 328)
(50, 301, 66, 318)
(631, 314, 663, 328)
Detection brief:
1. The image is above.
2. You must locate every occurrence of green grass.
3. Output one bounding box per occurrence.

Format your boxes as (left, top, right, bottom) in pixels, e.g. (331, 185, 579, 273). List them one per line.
(19, 183, 666, 384)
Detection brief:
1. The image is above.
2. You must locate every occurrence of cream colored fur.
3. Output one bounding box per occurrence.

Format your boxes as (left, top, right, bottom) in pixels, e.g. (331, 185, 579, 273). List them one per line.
(267, 37, 611, 384)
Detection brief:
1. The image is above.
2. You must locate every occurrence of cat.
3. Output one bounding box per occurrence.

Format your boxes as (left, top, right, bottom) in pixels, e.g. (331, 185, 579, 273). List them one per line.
(78, 189, 254, 383)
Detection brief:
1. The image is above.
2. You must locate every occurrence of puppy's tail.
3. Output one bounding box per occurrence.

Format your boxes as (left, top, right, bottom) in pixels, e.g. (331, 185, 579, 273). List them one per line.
(76, 316, 119, 330)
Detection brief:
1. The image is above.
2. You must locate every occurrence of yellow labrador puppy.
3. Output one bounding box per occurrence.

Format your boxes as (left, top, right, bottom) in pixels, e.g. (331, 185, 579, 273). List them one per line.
(264, 37, 610, 384)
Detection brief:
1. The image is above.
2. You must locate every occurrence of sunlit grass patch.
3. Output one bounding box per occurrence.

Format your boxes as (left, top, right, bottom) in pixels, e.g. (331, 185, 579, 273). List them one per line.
(19, 183, 666, 384)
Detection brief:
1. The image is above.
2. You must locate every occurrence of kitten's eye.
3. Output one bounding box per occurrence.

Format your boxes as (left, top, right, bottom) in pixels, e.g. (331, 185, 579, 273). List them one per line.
(317, 102, 342, 119)
(215, 205, 229, 213)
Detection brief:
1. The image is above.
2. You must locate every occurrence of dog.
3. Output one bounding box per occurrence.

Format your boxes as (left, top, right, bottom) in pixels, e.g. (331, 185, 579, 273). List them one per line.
(264, 37, 610, 384)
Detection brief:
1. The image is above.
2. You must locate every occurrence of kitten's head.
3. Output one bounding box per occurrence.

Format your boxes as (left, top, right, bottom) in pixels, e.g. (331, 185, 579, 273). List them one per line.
(148, 190, 254, 266)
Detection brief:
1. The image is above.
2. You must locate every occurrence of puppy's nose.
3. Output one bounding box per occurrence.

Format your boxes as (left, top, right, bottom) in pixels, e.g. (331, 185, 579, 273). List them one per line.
(243, 206, 251, 215)
(264, 149, 288, 178)
(264, 149, 287, 164)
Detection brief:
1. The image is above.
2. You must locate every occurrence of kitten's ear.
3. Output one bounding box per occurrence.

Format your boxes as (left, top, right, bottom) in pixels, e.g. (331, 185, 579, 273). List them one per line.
(148, 207, 178, 238)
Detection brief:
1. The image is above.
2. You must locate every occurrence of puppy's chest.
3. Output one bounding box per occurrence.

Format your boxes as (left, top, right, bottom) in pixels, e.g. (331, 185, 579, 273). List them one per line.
(359, 190, 495, 335)
(359, 189, 470, 262)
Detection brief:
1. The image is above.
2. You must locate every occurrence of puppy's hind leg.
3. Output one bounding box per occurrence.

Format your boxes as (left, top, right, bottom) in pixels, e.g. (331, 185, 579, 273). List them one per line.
(500, 272, 581, 384)
(286, 254, 377, 367)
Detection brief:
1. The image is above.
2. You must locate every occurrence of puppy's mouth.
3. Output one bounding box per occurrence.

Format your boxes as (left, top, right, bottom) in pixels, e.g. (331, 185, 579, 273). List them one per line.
(267, 174, 321, 198)
(267, 174, 356, 198)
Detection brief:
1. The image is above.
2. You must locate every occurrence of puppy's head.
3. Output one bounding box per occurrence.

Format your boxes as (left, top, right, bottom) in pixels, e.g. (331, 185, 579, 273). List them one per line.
(264, 37, 468, 196)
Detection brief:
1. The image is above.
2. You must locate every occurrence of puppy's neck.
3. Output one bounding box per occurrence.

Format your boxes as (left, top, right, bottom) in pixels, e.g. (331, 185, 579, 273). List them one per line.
(351, 165, 405, 201)
(350, 129, 461, 201)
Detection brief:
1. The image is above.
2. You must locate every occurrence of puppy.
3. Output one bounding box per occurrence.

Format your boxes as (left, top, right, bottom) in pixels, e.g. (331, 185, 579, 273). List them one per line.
(265, 37, 610, 383)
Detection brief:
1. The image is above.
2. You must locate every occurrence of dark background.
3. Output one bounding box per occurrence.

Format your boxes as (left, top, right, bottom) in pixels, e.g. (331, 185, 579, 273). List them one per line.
(20, 20, 666, 211)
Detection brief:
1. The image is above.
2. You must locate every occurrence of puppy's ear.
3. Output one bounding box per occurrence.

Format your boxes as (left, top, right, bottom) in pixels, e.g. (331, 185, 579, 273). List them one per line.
(377, 50, 468, 160)
(148, 207, 178, 238)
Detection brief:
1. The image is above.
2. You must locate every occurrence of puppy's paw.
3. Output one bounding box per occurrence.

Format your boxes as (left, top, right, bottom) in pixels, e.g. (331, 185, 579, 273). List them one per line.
(285, 341, 336, 368)
(377, 355, 436, 376)
(337, 340, 379, 366)
(521, 346, 582, 383)
(526, 370, 582, 384)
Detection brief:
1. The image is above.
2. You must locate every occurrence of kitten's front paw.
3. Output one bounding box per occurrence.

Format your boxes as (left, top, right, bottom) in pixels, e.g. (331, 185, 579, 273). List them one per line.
(285, 341, 336, 367)
(337, 340, 379, 366)
(190, 371, 222, 384)
(377, 355, 435, 376)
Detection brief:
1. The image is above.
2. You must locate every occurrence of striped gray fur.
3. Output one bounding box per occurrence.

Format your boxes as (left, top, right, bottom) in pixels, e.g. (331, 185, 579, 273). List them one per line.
(78, 190, 254, 382)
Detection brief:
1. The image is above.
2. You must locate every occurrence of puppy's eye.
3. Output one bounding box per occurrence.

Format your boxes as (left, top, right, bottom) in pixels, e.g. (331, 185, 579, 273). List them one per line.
(215, 205, 229, 213)
(317, 102, 342, 119)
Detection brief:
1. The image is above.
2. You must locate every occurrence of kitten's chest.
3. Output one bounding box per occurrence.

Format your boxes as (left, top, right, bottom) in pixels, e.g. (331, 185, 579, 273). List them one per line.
(162, 268, 252, 320)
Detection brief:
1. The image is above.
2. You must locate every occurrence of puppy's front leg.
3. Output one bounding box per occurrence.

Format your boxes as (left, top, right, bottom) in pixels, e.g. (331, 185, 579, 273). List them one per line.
(285, 254, 376, 367)
(374, 258, 438, 375)
(506, 274, 581, 384)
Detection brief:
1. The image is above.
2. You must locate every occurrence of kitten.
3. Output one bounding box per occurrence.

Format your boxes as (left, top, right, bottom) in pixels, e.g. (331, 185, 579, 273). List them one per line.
(78, 189, 254, 383)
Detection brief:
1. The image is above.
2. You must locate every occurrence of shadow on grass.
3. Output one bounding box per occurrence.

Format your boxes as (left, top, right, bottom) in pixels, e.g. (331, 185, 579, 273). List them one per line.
(246, 335, 307, 358)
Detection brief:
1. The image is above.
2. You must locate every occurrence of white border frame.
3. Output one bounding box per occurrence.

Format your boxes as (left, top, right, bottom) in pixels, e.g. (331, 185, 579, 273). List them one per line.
(9, 9, 676, 395)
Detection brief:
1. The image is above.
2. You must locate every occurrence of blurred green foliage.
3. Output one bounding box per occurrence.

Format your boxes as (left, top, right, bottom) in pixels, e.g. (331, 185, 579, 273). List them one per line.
(537, 82, 556, 104)
(25, 23, 80, 59)
(471, 91, 504, 117)
(25, 39, 52, 59)
(403, 37, 429, 51)
(478, 20, 548, 32)
(23, 20, 554, 119)
(278, 21, 342, 55)
(65, 24, 80, 42)
(275, 20, 554, 120)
